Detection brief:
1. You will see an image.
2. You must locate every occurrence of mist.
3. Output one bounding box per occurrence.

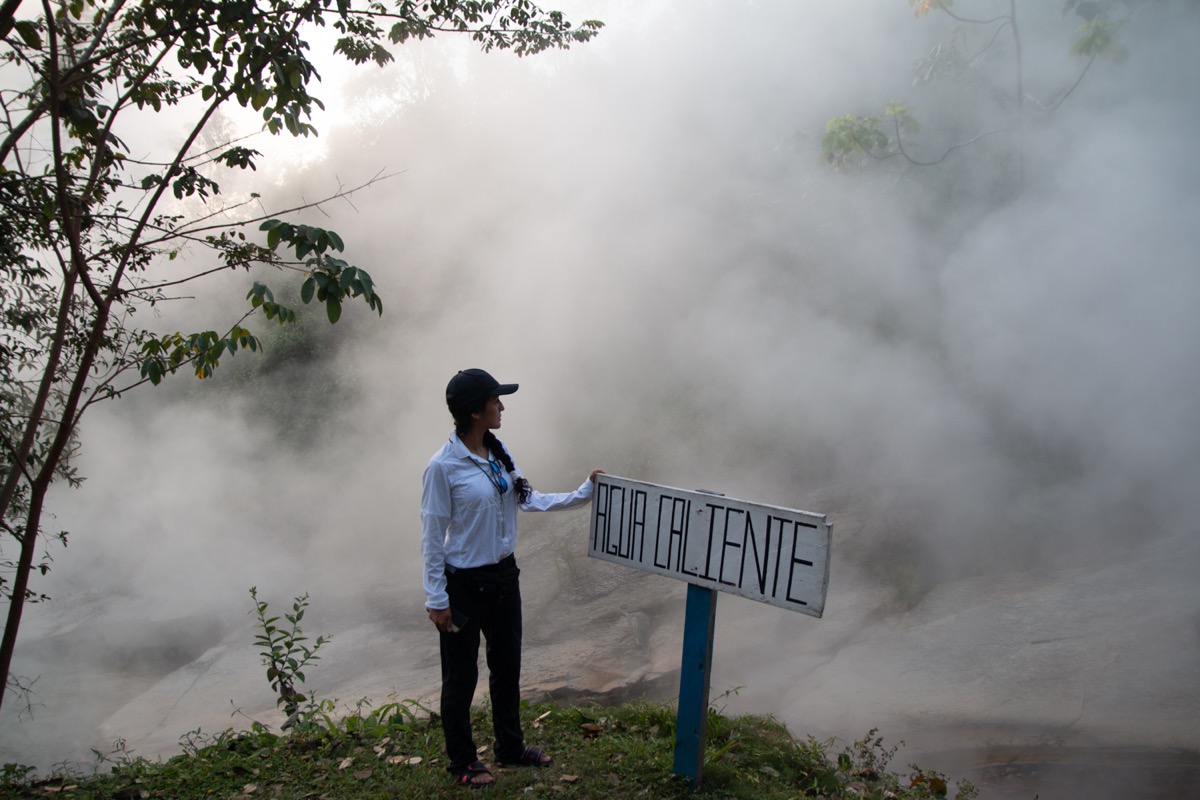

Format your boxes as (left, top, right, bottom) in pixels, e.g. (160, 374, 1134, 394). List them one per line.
(3, 1, 1198, 794)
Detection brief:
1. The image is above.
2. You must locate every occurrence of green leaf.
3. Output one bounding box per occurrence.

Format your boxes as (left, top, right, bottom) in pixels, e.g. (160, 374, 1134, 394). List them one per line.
(13, 20, 41, 48)
(300, 276, 315, 304)
(140, 359, 162, 385)
(326, 295, 342, 324)
(247, 282, 273, 305)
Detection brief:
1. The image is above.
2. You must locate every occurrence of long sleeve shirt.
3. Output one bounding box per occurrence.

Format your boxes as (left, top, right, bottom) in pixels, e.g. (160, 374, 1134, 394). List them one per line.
(420, 433, 593, 610)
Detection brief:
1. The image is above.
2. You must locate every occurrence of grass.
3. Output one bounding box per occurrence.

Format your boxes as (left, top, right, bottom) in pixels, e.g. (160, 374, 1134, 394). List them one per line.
(0, 697, 977, 800)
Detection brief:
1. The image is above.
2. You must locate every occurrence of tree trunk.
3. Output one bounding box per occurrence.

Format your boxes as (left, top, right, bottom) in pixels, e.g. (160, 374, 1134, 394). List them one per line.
(1010, 0, 1025, 189)
(0, 0, 24, 39)
(0, 480, 48, 714)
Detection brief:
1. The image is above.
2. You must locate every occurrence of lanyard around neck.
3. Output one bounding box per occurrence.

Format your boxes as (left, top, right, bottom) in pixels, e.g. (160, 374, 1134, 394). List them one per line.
(474, 456, 508, 496)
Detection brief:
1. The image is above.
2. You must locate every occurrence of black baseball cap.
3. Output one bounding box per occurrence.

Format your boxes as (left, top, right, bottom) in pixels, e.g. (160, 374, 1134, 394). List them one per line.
(446, 368, 518, 414)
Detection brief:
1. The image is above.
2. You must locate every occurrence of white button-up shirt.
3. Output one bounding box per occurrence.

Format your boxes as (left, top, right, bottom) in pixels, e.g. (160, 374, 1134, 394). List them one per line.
(421, 433, 593, 609)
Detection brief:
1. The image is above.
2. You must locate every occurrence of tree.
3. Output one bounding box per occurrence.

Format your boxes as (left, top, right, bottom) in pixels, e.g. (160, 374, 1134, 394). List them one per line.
(821, 0, 1130, 184)
(0, 0, 601, 714)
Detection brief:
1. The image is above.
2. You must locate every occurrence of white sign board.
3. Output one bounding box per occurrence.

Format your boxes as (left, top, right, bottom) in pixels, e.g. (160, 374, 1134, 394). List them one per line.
(588, 475, 832, 617)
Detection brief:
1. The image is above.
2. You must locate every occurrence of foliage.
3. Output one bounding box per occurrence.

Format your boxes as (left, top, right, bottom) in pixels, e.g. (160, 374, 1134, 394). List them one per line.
(0, 0, 600, 711)
(249, 587, 329, 721)
(822, 0, 1132, 175)
(0, 698, 977, 800)
(822, 105, 917, 170)
(1070, 17, 1128, 62)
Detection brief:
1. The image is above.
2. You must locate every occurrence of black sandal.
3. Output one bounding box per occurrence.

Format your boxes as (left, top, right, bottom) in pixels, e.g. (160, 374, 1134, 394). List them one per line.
(501, 745, 553, 768)
(455, 760, 495, 789)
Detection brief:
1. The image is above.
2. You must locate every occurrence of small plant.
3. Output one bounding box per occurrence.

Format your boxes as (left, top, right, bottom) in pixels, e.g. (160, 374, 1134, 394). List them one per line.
(0, 763, 35, 786)
(834, 728, 979, 800)
(249, 586, 328, 723)
(304, 695, 433, 740)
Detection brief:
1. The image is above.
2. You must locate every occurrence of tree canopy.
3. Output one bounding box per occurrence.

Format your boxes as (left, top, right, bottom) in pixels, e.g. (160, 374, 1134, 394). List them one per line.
(821, 0, 1131, 185)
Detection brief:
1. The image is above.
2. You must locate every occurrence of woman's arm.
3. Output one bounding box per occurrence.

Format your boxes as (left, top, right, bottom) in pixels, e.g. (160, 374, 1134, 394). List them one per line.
(420, 460, 453, 610)
(520, 469, 604, 512)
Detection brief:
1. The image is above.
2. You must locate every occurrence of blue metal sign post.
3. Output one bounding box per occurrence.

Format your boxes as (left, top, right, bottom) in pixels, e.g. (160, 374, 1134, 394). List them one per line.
(587, 474, 832, 791)
(672, 583, 718, 788)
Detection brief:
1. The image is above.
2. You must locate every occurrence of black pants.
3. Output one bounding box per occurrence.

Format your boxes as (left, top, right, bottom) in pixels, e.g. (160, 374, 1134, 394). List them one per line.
(439, 556, 525, 770)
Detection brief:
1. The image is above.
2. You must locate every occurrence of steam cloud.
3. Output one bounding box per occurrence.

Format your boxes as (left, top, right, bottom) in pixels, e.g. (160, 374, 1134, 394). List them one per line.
(3, 0, 1198, 786)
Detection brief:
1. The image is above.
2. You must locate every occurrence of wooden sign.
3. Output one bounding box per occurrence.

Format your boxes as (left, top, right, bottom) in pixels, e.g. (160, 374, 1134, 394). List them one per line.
(588, 474, 832, 617)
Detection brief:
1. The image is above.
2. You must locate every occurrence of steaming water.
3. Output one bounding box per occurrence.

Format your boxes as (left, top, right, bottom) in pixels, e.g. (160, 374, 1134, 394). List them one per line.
(2, 1, 1199, 797)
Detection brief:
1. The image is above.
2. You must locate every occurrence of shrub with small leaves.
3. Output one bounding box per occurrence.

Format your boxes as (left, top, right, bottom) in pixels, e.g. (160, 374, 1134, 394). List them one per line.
(249, 587, 328, 722)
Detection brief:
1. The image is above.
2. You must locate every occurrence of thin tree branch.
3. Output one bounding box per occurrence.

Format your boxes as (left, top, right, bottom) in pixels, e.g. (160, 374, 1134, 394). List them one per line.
(875, 117, 1016, 167)
(936, 4, 1009, 27)
(100, 309, 258, 402)
(1026, 53, 1096, 112)
(968, 18, 1012, 65)
(132, 168, 400, 252)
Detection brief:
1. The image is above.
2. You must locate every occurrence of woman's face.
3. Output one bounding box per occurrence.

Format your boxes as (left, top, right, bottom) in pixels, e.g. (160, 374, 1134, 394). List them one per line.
(475, 395, 504, 430)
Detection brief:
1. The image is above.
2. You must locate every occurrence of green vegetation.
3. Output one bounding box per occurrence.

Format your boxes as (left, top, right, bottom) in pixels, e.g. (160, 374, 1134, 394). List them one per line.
(0, 699, 976, 800)
(250, 588, 329, 722)
(821, 0, 1133, 183)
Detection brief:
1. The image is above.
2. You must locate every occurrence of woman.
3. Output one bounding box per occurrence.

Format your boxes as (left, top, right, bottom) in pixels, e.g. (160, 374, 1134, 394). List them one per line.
(421, 368, 601, 789)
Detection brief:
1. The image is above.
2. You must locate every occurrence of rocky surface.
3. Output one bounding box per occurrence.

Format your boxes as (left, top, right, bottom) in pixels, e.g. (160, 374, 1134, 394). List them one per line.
(1, 515, 1197, 800)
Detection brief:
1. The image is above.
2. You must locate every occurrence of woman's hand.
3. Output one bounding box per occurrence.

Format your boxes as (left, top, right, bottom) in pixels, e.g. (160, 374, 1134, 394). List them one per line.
(589, 469, 605, 484)
(427, 607, 454, 633)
